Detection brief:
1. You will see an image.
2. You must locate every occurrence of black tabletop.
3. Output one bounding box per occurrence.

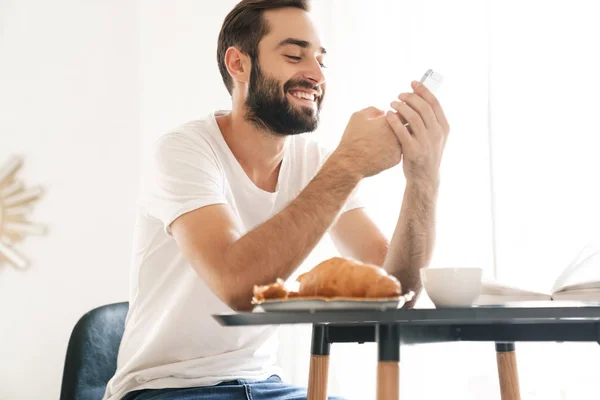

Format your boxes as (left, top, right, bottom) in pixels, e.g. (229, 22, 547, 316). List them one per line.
(213, 303, 600, 345)
(213, 303, 600, 327)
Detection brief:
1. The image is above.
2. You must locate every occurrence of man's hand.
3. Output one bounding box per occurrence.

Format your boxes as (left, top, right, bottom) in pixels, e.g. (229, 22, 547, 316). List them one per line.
(334, 106, 403, 179)
(385, 81, 450, 185)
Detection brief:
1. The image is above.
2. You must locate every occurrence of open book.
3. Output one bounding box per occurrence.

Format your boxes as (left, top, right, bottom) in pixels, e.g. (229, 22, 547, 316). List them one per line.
(475, 242, 600, 305)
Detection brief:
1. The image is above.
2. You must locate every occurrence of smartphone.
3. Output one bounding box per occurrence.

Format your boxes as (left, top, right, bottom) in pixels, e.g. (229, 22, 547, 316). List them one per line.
(401, 69, 444, 127)
(420, 69, 444, 94)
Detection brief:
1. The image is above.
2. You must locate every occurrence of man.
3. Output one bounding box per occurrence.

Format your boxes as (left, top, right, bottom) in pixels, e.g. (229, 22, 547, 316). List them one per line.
(103, 0, 449, 399)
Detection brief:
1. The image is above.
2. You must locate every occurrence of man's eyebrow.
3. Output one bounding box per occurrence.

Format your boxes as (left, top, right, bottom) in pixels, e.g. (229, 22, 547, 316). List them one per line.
(276, 38, 327, 55)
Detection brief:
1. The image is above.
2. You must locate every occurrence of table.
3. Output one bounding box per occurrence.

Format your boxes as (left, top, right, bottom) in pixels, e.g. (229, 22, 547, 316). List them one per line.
(214, 303, 600, 400)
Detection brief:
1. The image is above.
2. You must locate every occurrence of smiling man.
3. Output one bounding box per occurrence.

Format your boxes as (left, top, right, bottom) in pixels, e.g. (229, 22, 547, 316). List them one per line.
(103, 0, 449, 399)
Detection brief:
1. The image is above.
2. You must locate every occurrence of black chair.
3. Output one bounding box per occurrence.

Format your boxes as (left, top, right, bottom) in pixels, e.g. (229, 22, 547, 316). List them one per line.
(60, 302, 129, 400)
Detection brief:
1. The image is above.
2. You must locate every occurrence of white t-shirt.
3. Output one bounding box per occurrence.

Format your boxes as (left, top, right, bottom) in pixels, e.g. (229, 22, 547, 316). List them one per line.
(103, 111, 365, 400)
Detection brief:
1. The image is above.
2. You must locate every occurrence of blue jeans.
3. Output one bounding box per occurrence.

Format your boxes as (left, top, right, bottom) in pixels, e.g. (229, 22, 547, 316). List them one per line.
(121, 375, 345, 400)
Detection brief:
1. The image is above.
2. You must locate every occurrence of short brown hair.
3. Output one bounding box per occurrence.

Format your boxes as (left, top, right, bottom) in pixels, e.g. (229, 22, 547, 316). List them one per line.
(217, 0, 310, 95)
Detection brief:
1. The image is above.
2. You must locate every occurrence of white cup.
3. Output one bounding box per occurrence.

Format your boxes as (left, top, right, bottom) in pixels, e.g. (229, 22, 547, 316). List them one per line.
(420, 267, 483, 308)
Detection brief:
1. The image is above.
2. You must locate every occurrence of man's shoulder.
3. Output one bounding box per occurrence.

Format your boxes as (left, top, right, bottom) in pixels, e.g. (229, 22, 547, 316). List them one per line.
(156, 118, 215, 148)
(151, 116, 221, 160)
(141, 116, 227, 183)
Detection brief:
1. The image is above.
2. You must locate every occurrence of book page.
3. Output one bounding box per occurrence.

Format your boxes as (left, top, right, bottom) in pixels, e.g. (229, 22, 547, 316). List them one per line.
(479, 279, 551, 300)
(551, 288, 600, 302)
(551, 241, 600, 294)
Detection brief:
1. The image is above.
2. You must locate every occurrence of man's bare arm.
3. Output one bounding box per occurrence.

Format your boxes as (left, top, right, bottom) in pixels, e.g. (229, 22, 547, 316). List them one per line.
(384, 80, 450, 306)
(172, 107, 402, 311)
(329, 208, 389, 266)
(383, 181, 438, 302)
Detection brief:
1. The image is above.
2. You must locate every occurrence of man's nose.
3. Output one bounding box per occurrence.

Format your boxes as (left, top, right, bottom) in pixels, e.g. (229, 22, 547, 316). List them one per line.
(302, 59, 326, 87)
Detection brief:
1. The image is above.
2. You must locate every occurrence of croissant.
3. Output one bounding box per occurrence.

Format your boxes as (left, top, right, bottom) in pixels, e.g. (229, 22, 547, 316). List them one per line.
(252, 257, 402, 302)
(296, 257, 401, 299)
(253, 278, 287, 300)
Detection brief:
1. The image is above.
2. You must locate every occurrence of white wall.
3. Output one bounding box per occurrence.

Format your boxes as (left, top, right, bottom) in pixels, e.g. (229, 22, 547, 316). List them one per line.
(0, 1, 140, 399)
(138, 0, 237, 155)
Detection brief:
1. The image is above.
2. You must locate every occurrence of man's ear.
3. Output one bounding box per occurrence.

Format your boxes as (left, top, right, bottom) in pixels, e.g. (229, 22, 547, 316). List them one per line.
(224, 47, 251, 87)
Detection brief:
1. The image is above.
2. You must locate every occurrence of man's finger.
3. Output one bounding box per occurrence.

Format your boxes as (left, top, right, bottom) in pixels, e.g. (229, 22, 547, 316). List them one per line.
(398, 92, 437, 129)
(386, 110, 412, 146)
(411, 81, 450, 133)
(390, 101, 426, 137)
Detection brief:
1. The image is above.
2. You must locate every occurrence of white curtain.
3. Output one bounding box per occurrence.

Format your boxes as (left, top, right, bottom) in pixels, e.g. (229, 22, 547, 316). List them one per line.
(278, 0, 600, 399)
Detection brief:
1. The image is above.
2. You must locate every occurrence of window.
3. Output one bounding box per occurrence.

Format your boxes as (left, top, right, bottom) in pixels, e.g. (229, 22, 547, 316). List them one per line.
(278, 1, 600, 398)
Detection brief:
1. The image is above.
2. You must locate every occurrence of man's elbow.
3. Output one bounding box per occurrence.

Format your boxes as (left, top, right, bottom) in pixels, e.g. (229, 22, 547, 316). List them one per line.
(358, 239, 388, 267)
(188, 261, 253, 312)
(223, 291, 254, 312)
(213, 278, 254, 312)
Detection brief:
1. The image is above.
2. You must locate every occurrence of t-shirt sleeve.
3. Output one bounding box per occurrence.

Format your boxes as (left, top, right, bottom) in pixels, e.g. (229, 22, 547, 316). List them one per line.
(342, 180, 367, 213)
(142, 132, 228, 236)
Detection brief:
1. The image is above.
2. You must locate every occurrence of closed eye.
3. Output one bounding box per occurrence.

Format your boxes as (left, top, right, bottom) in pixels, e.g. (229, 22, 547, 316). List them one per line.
(285, 55, 327, 69)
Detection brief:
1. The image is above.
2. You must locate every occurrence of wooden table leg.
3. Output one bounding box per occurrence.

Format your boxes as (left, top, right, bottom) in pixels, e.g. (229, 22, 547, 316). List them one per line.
(377, 361, 400, 400)
(377, 324, 400, 400)
(496, 342, 521, 400)
(308, 324, 330, 400)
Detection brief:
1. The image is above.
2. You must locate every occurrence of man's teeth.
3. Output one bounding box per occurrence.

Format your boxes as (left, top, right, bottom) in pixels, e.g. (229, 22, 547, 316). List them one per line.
(291, 92, 315, 101)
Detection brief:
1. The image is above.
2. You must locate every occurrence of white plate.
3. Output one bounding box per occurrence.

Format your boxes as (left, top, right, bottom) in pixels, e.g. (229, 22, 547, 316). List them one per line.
(253, 292, 414, 312)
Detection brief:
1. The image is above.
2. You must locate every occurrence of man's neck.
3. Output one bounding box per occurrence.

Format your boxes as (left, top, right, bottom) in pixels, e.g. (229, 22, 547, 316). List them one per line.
(216, 109, 288, 193)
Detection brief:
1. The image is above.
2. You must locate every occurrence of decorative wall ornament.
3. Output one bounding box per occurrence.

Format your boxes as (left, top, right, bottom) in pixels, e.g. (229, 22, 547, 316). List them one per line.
(0, 155, 47, 269)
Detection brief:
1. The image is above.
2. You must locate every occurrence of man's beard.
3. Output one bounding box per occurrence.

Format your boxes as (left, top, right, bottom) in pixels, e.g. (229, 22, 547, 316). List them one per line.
(245, 61, 323, 136)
